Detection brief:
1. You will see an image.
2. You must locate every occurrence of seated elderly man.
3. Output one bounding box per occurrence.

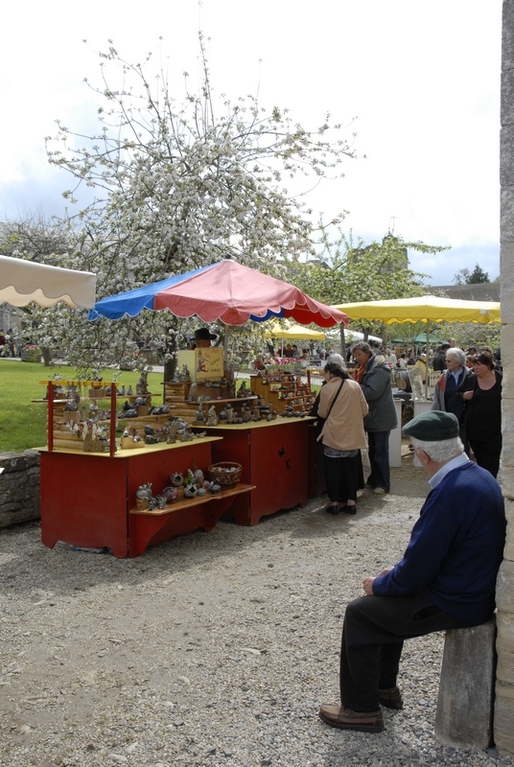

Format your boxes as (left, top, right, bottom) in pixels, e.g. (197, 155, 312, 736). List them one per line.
(319, 410, 505, 734)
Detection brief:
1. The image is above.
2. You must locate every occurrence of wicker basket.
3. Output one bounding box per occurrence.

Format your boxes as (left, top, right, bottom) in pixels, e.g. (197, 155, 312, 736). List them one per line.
(207, 461, 242, 488)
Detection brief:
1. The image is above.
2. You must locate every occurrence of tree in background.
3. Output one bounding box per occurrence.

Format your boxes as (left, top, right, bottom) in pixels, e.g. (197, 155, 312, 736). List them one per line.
(293, 231, 446, 345)
(453, 263, 490, 284)
(294, 231, 442, 306)
(0, 219, 74, 365)
(39, 38, 356, 373)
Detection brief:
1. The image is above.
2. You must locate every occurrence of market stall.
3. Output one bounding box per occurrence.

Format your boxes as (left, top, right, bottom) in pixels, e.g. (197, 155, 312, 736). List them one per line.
(85, 258, 348, 526)
(38, 378, 254, 557)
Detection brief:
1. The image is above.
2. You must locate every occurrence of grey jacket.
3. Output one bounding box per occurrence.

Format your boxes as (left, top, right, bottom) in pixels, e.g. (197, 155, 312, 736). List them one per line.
(359, 354, 398, 433)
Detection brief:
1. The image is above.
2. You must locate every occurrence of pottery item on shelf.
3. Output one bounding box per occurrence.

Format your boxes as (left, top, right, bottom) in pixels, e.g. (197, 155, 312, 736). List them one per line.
(136, 371, 148, 395)
(162, 486, 178, 503)
(193, 469, 204, 486)
(188, 382, 198, 402)
(184, 482, 198, 498)
(206, 405, 218, 426)
(136, 482, 153, 500)
(170, 472, 183, 487)
(195, 403, 205, 422)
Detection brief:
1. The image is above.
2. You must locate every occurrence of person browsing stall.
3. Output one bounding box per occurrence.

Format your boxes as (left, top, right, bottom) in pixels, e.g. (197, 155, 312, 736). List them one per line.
(319, 410, 506, 734)
(316, 358, 368, 515)
(351, 342, 397, 495)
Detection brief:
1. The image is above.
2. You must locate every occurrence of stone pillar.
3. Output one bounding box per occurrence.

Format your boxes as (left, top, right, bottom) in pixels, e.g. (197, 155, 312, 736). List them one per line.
(496, 0, 514, 753)
(435, 620, 497, 749)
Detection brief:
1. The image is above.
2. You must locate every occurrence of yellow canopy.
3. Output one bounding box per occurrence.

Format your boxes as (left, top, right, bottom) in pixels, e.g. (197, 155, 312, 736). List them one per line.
(332, 295, 501, 325)
(332, 295, 501, 400)
(263, 321, 325, 340)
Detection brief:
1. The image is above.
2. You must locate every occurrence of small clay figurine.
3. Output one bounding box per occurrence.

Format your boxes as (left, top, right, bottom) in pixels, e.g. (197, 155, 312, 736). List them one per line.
(206, 404, 218, 426)
(195, 403, 205, 422)
(188, 382, 198, 402)
(136, 371, 148, 395)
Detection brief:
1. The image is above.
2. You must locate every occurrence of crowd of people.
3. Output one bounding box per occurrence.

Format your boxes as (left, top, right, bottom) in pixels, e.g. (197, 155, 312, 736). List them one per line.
(312, 342, 398, 510)
(430, 345, 502, 477)
(308, 341, 506, 734)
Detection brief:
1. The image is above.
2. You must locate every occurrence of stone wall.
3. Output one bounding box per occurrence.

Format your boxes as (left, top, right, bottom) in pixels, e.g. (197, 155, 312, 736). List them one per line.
(496, 0, 514, 754)
(0, 451, 40, 528)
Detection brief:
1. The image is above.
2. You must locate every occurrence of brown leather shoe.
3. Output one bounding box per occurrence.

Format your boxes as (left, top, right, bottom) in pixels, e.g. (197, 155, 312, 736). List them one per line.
(378, 685, 403, 710)
(319, 704, 384, 733)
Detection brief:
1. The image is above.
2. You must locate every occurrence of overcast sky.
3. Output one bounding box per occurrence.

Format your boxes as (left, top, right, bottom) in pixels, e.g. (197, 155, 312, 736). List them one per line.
(0, 0, 502, 285)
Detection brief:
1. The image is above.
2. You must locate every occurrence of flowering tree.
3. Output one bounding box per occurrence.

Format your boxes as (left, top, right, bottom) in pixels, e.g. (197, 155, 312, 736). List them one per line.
(293, 231, 446, 348)
(39, 38, 357, 374)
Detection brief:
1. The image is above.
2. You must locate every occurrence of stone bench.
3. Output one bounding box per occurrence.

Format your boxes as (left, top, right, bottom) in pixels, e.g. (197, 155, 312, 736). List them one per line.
(435, 617, 496, 749)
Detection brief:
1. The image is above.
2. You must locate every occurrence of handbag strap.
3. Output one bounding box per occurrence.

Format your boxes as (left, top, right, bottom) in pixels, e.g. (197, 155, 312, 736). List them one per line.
(325, 379, 345, 420)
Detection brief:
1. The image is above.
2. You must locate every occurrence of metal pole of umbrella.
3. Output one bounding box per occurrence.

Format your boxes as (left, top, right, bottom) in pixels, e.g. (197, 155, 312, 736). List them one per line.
(425, 319, 430, 400)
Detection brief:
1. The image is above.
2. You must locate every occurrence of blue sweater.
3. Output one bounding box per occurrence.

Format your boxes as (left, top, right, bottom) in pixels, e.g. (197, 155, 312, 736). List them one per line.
(372, 461, 506, 624)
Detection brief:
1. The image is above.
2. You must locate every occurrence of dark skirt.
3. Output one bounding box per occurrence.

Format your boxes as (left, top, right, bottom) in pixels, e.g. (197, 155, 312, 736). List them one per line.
(323, 451, 364, 504)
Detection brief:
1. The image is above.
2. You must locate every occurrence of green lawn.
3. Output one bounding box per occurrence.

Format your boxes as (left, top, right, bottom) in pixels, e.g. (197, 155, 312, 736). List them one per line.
(0, 361, 321, 454)
(0, 361, 165, 453)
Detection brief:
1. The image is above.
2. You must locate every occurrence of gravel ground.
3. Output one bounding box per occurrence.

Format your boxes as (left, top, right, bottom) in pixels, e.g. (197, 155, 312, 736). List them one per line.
(0, 454, 512, 767)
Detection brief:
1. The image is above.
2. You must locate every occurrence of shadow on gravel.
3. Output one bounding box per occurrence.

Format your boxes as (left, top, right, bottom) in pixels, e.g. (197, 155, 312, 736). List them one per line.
(0, 457, 428, 599)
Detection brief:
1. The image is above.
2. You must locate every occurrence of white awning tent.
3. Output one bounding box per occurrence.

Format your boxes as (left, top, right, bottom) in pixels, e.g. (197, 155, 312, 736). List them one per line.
(0, 255, 96, 309)
(325, 328, 383, 345)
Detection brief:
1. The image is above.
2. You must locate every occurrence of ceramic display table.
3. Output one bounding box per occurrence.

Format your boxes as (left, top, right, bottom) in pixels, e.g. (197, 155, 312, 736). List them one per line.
(192, 417, 314, 525)
(39, 437, 253, 558)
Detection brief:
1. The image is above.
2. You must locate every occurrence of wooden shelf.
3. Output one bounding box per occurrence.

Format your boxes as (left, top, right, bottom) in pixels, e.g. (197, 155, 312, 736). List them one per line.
(130, 483, 255, 515)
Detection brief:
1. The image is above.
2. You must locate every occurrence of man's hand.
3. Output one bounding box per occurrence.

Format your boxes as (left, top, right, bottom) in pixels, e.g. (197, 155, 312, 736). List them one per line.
(363, 568, 393, 596)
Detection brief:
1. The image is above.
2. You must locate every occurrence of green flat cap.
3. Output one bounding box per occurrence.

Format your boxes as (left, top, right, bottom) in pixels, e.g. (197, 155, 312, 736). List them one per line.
(402, 410, 459, 441)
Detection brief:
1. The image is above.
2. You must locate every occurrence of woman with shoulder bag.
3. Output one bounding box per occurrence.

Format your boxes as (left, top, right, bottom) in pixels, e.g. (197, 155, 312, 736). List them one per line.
(317, 359, 369, 515)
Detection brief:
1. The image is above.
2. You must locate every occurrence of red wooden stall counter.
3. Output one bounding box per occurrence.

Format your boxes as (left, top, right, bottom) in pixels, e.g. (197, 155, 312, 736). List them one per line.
(192, 416, 315, 525)
(39, 437, 253, 558)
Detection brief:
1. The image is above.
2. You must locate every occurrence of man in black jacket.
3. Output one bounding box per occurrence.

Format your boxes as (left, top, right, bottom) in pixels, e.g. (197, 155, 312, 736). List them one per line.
(432, 343, 451, 372)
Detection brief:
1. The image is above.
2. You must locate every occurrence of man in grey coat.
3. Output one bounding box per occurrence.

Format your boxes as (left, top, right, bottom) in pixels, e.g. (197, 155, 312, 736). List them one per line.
(352, 342, 398, 494)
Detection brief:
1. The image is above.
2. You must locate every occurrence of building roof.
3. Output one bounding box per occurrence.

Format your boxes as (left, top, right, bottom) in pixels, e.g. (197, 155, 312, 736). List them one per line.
(429, 283, 500, 302)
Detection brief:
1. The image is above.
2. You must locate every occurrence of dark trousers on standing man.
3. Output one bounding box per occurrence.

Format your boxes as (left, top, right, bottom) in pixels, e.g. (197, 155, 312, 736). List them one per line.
(366, 430, 391, 492)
